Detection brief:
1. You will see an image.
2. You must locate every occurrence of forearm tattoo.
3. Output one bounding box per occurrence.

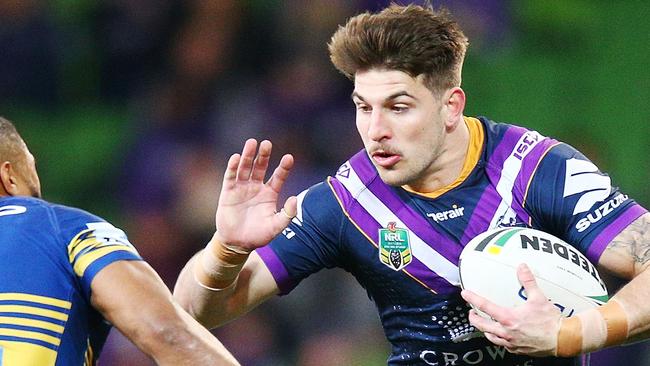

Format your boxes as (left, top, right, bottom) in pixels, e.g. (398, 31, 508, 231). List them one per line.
(607, 214, 650, 268)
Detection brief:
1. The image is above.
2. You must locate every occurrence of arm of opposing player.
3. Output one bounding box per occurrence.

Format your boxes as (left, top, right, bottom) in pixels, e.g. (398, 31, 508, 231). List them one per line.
(91, 260, 240, 365)
(173, 248, 280, 329)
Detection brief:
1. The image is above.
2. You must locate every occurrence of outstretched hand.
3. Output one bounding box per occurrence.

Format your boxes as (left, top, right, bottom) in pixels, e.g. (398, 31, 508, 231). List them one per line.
(461, 264, 562, 357)
(214, 139, 297, 251)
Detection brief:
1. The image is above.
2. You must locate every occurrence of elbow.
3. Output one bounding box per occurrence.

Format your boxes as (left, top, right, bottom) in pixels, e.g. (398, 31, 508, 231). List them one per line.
(142, 319, 195, 347)
(138, 320, 204, 361)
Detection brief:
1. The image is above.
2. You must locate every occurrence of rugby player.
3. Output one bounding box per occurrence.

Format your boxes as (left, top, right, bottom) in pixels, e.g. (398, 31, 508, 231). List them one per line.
(174, 4, 650, 365)
(0, 117, 239, 365)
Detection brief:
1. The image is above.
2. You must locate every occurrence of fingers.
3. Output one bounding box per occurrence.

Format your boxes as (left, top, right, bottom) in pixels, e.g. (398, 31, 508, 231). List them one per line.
(483, 331, 511, 348)
(223, 153, 241, 188)
(517, 263, 545, 302)
(236, 138, 259, 181)
(467, 309, 508, 339)
(228, 139, 293, 195)
(251, 140, 272, 183)
(267, 153, 294, 193)
(461, 289, 509, 323)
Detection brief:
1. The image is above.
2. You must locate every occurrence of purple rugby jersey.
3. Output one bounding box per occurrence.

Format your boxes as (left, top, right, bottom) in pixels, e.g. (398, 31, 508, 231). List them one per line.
(256, 117, 646, 366)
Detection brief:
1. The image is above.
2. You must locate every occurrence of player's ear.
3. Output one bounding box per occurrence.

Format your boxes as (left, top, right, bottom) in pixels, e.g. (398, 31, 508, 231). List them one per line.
(442, 87, 466, 130)
(0, 161, 20, 196)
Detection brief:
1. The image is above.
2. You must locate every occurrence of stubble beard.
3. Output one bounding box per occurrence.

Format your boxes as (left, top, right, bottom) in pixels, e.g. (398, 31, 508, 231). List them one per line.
(375, 162, 421, 188)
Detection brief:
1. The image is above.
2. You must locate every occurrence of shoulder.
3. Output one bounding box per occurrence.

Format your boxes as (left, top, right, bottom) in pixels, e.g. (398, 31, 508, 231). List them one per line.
(15, 198, 127, 248)
(478, 117, 557, 163)
(44, 201, 111, 242)
(1, 196, 104, 231)
(294, 180, 343, 225)
(529, 142, 595, 187)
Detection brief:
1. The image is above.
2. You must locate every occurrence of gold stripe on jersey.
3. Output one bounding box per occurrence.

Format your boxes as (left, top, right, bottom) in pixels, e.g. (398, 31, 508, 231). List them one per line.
(0, 293, 71, 310)
(67, 229, 96, 262)
(72, 245, 138, 277)
(0, 340, 57, 366)
(67, 230, 139, 277)
(0, 328, 60, 346)
(404, 116, 484, 199)
(0, 317, 64, 334)
(0, 305, 69, 322)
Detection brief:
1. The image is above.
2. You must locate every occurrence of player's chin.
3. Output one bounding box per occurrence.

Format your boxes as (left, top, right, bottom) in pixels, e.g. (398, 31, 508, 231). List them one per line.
(375, 168, 410, 187)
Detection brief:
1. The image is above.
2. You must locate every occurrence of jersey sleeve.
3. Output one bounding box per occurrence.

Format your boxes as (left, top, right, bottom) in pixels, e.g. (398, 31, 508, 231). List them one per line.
(524, 143, 647, 264)
(256, 181, 346, 295)
(54, 205, 142, 300)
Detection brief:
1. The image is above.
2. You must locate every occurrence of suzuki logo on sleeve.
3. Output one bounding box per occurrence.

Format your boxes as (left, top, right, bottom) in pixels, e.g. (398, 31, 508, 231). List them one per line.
(563, 158, 611, 215)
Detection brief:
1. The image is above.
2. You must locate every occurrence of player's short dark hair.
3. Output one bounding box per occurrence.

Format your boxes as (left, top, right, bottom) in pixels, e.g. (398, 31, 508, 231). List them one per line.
(0, 117, 27, 168)
(328, 4, 469, 95)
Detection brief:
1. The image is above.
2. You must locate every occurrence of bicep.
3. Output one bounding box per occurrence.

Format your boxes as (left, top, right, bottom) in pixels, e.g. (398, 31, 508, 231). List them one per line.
(90, 260, 178, 337)
(598, 213, 650, 279)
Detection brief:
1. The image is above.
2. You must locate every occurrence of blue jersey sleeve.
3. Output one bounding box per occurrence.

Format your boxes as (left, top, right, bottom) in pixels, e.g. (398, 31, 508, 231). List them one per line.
(256, 181, 346, 295)
(524, 143, 647, 264)
(53, 205, 142, 300)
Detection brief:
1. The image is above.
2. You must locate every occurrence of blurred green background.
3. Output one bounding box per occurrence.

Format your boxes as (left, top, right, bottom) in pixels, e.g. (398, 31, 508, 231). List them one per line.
(7, 1, 648, 219)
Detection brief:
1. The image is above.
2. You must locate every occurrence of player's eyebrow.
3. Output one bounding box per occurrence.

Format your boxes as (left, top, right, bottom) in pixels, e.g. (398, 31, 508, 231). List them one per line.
(351, 91, 417, 102)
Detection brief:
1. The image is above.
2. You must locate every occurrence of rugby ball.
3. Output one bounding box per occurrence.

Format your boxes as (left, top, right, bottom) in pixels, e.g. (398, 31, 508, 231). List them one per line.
(459, 227, 608, 318)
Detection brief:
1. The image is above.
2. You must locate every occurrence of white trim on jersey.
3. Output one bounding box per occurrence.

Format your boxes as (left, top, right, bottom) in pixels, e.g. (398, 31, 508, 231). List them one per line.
(292, 189, 308, 226)
(85, 222, 137, 251)
(489, 131, 544, 228)
(338, 165, 461, 286)
(563, 158, 612, 215)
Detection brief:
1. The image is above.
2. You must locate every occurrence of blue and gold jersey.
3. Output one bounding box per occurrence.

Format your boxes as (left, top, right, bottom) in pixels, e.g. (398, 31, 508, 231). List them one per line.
(257, 117, 647, 366)
(0, 196, 141, 366)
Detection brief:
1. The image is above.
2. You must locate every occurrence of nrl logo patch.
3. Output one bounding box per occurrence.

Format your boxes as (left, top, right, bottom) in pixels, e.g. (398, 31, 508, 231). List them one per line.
(379, 222, 412, 271)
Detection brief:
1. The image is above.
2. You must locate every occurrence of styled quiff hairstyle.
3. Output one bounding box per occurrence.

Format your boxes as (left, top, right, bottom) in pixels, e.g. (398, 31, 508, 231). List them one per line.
(328, 4, 469, 95)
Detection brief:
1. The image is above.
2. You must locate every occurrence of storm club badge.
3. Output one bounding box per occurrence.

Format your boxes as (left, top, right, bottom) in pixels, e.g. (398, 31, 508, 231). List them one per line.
(379, 222, 412, 271)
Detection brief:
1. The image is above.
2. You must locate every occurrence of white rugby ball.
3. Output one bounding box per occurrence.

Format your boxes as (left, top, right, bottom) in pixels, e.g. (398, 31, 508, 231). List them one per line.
(459, 227, 608, 318)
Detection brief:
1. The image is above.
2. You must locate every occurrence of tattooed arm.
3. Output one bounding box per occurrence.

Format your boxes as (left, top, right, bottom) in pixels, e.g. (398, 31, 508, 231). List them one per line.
(599, 213, 650, 278)
(597, 213, 650, 343)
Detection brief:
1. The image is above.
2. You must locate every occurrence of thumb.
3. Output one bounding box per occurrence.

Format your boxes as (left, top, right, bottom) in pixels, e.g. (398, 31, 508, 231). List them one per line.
(517, 263, 546, 302)
(276, 196, 297, 225)
(283, 196, 298, 217)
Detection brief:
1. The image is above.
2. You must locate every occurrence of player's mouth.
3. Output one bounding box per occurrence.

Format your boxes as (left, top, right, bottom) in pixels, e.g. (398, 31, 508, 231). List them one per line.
(371, 150, 401, 168)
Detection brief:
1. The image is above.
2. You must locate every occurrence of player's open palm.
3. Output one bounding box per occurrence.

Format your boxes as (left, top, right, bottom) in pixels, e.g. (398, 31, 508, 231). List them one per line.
(215, 139, 297, 251)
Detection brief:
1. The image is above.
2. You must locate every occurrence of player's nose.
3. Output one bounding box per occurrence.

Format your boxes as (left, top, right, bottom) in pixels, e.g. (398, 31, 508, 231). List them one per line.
(367, 110, 392, 142)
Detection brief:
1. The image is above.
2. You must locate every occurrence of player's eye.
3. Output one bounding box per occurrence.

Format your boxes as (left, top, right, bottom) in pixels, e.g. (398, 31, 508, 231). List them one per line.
(356, 104, 371, 113)
(391, 105, 408, 113)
